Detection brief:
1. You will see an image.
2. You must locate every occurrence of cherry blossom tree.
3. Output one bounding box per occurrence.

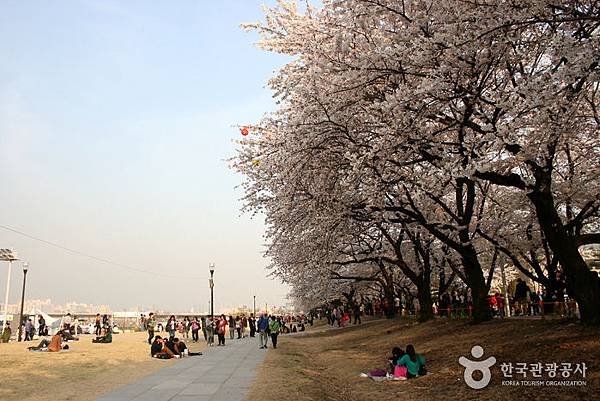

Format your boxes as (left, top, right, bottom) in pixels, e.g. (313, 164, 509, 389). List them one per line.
(235, 0, 600, 324)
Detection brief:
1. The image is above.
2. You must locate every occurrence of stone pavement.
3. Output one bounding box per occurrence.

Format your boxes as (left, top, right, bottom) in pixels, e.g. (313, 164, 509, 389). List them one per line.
(96, 337, 266, 401)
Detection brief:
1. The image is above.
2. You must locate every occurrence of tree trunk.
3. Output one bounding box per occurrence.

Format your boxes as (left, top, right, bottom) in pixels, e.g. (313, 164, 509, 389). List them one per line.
(461, 246, 492, 323)
(382, 282, 397, 318)
(529, 190, 600, 325)
(378, 261, 397, 318)
(417, 275, 434, 322)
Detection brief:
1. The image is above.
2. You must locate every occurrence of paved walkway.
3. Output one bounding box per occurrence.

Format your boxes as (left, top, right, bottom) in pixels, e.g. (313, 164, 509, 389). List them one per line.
(96, 337, 266, 401)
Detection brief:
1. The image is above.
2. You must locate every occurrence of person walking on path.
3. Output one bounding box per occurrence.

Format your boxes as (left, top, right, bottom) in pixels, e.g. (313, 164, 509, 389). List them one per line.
(206, 318, 214, 346)
(257, 313, 269, 349)
(249, 313, 256, 337)
(182, 316, 191, 340)
(217, 315, 227, 346)
(236, 316, 242, 339)
(201, 316, 207, 341)
(269, 316, 281, 349)
(147, 313, 156, 345)
(241, 315, 248, 338)
(191, 317, 200, 343)
(228, 315, 235, 340)
(166, 315, 177, 339)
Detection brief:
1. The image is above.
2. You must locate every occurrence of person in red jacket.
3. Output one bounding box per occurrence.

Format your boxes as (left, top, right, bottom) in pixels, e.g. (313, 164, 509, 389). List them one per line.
(495, 292, 505, 319)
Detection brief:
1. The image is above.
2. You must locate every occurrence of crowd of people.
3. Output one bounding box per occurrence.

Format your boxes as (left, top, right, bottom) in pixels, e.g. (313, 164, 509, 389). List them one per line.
(486, 278, 579, 319)
(318, 276, 581, 324)
(142, 312, 312, 357)
(325, 305, 359, 327)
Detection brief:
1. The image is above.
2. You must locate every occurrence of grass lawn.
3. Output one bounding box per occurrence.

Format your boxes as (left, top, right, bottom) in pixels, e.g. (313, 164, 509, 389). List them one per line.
(246, 318, 599, 401)
(0, 331, 205, 401)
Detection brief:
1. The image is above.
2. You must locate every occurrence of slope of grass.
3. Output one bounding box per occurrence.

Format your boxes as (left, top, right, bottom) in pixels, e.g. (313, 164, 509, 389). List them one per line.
(246, 318, 599, 401)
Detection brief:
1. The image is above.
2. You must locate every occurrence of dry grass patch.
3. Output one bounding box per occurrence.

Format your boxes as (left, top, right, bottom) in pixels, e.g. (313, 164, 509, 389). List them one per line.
(0, 332, 205, 401)
(246, 318, 599, 401)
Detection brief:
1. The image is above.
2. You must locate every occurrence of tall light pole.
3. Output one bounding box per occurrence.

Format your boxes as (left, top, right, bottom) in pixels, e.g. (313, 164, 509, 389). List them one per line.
(1, 249, 19, 333)
(209, 263, 215, 323)
(18, 262, 29, 341)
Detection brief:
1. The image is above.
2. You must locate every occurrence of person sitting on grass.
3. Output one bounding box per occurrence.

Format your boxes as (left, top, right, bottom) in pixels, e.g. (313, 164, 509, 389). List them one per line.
(150, 336, 164, 356)
(92, 327, 113, 343)
(174, 337, 203, 356)
(396, 344, 426, 378)
(28, 331, 69, 352)
(388, 347, 405, 373)
(150, 336, 178, 359)
(61, 329, 79, 342)
(166, 337, 184, 355)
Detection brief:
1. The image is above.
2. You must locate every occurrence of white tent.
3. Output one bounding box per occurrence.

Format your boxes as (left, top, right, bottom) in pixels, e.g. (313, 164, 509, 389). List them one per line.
(27, 309, 61, 335)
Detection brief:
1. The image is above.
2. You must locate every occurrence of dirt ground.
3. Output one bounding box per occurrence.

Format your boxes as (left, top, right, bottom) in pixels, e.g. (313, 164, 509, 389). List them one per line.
(0, 331, 205, 401)
(246, 318, 600, 401)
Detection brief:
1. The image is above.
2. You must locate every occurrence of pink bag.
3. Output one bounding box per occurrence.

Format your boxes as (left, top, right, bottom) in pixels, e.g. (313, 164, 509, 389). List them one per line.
(394, 365, 408, 379)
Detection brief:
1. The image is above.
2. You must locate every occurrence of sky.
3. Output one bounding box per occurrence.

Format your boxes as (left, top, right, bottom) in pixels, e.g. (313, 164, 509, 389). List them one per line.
(0, 0, 293, 313)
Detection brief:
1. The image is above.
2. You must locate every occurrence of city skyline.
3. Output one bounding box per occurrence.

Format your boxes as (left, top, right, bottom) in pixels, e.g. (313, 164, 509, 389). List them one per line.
(2, 297, 293, 316)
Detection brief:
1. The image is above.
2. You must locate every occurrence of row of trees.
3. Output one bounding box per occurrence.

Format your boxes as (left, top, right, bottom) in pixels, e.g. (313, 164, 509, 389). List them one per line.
(234, 0, 600, 324)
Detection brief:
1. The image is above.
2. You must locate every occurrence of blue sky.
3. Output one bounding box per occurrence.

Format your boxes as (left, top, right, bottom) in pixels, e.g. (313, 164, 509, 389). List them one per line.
(0, 0, 292, 312)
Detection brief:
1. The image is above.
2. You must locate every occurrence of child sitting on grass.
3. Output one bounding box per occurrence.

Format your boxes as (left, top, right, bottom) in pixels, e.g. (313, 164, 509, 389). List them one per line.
(388, 347, 405, 373)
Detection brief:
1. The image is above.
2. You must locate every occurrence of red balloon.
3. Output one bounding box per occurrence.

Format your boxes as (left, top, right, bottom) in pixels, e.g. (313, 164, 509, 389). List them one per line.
(241, 127, 249, 136)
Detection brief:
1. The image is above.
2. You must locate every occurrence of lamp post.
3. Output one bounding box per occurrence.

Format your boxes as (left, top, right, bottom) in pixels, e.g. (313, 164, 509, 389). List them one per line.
(1, 249, 19, 333)
(209, 263, 215, 322)
(253, 295, 256, 317)
(17, 262, 29, 341)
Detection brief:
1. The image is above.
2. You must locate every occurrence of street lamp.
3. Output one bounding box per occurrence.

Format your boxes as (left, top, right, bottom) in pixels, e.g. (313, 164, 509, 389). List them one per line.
(253, 295, 256, 317)
(18, 262, 29, 342)
(0, 249, 19, 333)
(209, 263, 215, 323)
